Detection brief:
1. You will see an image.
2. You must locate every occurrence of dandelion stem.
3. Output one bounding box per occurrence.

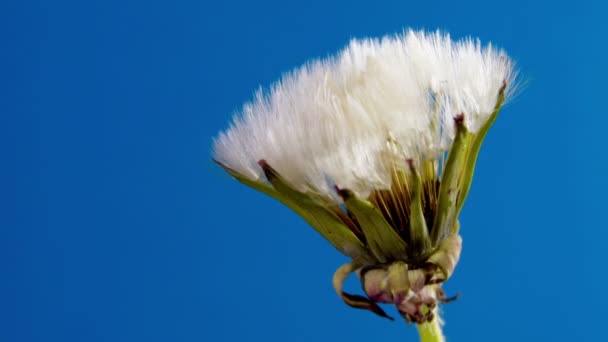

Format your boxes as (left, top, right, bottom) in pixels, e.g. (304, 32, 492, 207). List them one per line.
(416, 316, 445, 342)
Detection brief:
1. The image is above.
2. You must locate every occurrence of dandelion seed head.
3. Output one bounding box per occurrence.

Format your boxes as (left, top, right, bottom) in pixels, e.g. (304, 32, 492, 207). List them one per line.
(213, 29, 516, 199)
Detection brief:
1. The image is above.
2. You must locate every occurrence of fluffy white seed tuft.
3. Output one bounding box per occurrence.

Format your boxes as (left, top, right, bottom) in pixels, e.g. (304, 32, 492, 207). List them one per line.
(213, 29, 517, 199)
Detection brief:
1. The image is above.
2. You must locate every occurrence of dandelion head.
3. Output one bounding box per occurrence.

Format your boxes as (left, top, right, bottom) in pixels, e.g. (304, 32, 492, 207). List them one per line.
(213, 29, 517, 328)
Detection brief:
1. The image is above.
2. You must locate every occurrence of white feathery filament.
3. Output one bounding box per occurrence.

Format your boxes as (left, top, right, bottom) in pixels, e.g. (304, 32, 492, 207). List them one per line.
(213, 29, 517, 199)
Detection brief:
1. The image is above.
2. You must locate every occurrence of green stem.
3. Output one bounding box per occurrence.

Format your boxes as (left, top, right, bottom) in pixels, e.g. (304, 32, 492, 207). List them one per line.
(417, 316, 445, 342)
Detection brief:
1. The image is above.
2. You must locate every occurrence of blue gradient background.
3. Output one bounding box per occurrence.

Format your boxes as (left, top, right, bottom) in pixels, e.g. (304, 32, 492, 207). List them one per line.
(2, 1, 606, 341)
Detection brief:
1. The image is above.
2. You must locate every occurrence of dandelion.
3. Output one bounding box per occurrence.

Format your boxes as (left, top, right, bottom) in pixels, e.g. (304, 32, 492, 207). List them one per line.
(212, 29, 517, 342)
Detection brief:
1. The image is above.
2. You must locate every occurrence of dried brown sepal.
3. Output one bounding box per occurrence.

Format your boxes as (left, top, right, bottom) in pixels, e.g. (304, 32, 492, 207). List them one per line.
(425, 232, 463, 283)
(333, 262, 394, 320)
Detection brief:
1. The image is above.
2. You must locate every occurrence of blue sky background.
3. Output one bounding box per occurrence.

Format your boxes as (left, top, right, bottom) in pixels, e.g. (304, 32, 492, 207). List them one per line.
(2, 0, 606, 341)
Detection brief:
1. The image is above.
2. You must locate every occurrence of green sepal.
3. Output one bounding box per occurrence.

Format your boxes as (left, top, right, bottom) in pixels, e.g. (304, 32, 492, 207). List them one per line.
(430, 116, 471, 246)
(407, 161, 432, 259)
(337, 187, 408, 263)
(333, 262, 394, 320)
(254, 160, 374, 263)
(455, 83, 507, 216)
(214, 159, 290, 204)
